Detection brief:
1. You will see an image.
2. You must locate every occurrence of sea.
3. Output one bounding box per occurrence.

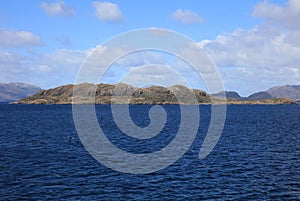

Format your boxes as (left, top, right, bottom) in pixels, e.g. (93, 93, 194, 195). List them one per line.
(0, 104, 299, 200)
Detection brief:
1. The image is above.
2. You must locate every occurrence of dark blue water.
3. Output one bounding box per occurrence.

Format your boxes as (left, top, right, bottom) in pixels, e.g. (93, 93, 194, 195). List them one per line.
(0, 104, 299, 200)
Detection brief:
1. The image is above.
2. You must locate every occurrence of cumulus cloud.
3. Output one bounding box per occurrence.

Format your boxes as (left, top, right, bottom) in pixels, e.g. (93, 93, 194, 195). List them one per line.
(116, 51, 166, 67)
(0, 29, 43, 48)
(199, 0, 300, 69)
(92, 1, 123, 23)
(40, 1, 76, 17)
(0, 51, 28, 73)
(117, 65, 189, 88)
(0, 48, 91, 88)
(36, 48, 92, 83)
(0, 43, 216, 92)
(199, 26, 300, 68)
(0, 46, 153, 88)
(198, 0, 300, 95)
(171, 9, 204, 25)
(252, 0, 300, 30)
(0, 51, 46, 85)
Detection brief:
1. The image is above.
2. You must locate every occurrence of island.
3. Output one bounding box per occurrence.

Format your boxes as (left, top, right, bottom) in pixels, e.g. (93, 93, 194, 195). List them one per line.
(13, 83, 296, 105)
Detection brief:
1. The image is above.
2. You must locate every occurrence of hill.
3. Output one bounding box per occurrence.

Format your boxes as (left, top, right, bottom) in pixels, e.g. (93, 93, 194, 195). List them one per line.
(0, 82, 41, 102)
(267, 85, 300, 101)
(247, 91, 273, 100)
(212, 91, 243, 100)
(212, 90, 273, 101)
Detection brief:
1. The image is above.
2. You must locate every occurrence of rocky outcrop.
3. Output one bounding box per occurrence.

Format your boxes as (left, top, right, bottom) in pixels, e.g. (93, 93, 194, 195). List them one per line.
(13, 83, 296, 105)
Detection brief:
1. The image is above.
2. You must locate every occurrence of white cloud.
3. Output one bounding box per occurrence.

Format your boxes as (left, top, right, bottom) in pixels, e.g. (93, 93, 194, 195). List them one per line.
(35, 65, 53, 73)
(35, 48, 92, 83)
(171, 9, 204, 25)
(92, 1, 123, 23)
(0, 51, 48, 85)
(116, 51, 166, 67)
(0, 48, 91, 88)
(0, 29, 43, 48)
(0, 44, 217, 92)
(118, 65, 189, 88)
(199, 26, 300, 68)
(198, 0, 300, 95)
(0, 45, 129, 88)
(40, 1, 76, 17)
(252, 0, 300, 30)
(0, 51, 28, 73)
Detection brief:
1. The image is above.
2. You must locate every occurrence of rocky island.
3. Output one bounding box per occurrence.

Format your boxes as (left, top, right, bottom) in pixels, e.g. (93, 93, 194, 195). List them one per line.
(13, 83, 296, 105)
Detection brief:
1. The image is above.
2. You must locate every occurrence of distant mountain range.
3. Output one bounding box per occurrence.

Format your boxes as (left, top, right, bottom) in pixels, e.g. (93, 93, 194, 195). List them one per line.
(212, 91, 273, 101)
(267, 85, 300, 101)
(213, 85, 300, 102)
(0, 82, 41, 102)
(13, 83, 296, 105)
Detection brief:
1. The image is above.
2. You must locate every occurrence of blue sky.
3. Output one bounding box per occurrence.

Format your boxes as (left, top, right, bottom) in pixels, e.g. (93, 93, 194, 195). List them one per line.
(0, 0, 299, 96)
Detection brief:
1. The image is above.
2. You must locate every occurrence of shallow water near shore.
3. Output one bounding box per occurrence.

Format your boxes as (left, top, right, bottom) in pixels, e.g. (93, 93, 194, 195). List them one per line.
(0, 104, 299, 200)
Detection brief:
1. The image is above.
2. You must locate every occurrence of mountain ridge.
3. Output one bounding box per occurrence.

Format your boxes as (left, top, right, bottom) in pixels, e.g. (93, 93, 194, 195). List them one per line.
(212, 91, 273, 101)
(267, 85, 300, 101)
(0, 82, 41, 102)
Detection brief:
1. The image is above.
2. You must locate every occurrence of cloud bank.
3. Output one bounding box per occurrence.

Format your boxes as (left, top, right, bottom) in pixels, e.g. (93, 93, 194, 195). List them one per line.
(0, 29, 43, 48)
(199, 0, 300, 95)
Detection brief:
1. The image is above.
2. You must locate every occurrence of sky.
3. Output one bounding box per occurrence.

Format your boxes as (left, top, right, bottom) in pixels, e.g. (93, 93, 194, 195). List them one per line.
(0, 0, 299, 96)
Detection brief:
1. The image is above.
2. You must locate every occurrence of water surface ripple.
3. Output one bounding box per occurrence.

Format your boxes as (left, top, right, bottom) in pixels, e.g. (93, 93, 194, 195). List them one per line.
(0, 104, 299, 200)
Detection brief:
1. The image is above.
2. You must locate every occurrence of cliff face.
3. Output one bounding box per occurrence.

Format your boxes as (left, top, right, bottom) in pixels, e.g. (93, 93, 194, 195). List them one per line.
(14, 83, 296, 105)
(0, 82, 41, 102)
